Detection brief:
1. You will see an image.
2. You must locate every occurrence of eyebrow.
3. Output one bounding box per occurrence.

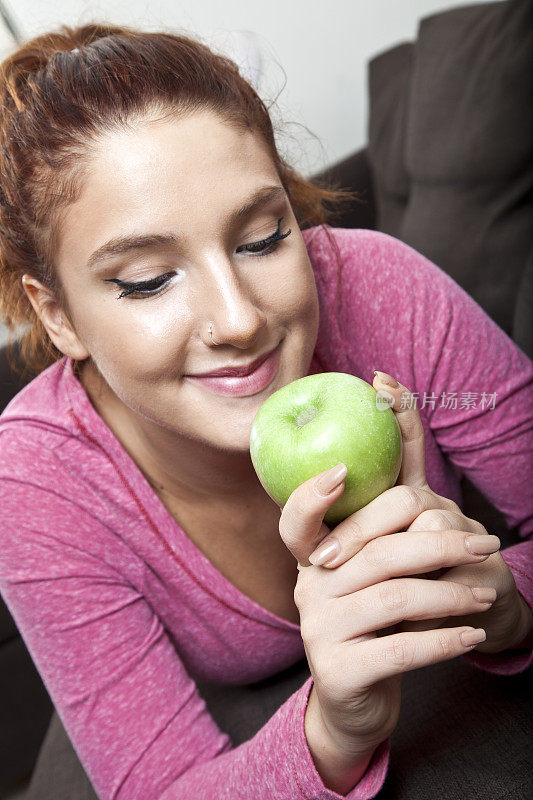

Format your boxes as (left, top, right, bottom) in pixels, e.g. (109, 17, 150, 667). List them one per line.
(86, 184, 287, 270)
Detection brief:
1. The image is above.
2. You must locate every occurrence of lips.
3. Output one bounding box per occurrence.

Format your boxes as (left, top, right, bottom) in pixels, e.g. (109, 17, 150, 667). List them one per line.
(186, 342, 282, 397)
(189, 344, 279, 378)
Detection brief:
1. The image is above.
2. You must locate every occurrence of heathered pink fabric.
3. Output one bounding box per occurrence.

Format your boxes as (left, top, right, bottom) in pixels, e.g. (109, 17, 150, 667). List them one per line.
(0, 226, 531, 800)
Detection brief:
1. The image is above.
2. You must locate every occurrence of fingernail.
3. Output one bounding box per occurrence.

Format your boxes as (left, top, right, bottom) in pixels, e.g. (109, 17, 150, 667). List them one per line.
(309, 537, 340, 566)
(471, 586, 497, 604)
(316, 463, 347, 496)
(374, 370, 400, 389)
(465, 535, 501, 555)
(460, 628, 486, 647)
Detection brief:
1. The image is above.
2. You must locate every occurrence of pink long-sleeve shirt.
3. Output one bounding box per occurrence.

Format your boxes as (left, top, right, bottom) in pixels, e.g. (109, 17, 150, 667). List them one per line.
(0, 226, 532, 800)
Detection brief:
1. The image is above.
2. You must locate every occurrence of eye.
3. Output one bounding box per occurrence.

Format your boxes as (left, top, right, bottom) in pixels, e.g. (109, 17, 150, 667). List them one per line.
(238, 218, 291, 256)
(105, 219, 292, 300)
(104, 272, 175, 300)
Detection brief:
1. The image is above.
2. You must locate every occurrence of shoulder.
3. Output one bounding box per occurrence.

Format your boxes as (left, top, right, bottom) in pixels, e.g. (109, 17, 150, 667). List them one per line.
(302, 224, 452, 283)
(0, 359, 68, 483)
(0, 356, 111, 511)
(0, 395, 143, 586)
(303, 225, 486, 384)
(301, 225, 463, 323)
(0, 356, 110, 464)
(0, 356, 72, 439)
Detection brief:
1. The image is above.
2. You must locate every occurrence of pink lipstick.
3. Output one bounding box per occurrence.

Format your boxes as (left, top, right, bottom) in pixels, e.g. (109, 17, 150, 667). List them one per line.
(186, 343, 281, 397)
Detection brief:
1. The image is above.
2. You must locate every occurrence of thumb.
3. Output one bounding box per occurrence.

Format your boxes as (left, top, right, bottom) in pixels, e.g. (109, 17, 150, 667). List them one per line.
(373, 371, 428, 489)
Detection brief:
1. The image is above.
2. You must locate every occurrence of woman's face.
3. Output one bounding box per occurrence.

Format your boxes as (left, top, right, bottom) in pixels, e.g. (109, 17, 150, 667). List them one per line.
(49, 109, 320, 454)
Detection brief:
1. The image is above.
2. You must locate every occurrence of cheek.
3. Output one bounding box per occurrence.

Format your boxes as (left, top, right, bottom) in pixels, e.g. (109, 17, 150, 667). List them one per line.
(286, 266, 320, 328)
(81, 301, 190, 374)
(265, 252, 319, 319)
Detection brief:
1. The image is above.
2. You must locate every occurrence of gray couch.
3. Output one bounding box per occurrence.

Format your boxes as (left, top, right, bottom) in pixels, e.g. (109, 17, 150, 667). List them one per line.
(1, 1, 531, 797)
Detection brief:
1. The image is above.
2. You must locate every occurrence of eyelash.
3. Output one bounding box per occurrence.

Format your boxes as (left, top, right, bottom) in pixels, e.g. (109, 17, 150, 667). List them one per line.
(105, 218, 292, 300)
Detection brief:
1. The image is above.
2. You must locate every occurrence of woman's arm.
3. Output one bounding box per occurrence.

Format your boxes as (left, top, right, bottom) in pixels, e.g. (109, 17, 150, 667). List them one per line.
(0, 430, 388, 800)
(311, 226, 533, 675)
(390, 235, 533, 674)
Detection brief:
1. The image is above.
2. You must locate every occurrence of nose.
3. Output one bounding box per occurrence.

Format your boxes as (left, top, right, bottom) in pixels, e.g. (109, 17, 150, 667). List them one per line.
(199, 254, 268, 348)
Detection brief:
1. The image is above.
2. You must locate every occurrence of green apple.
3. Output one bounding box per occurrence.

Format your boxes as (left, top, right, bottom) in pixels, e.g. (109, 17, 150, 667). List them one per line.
(249, 372, 402, 527)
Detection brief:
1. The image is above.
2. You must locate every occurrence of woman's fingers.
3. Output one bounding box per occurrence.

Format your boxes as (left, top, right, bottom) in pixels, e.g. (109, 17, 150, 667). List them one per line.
(306, 371, 461, 569)
(373, 372, 427, 489)
(320, 577, 497, 643)
(406, 508, 486, 535)
(405, 507, 488, 581)
(308, 483, 458, 568)
(337, 625, 488, 690)
(325, 528, 501, 597)
(278, 463, 348, 567)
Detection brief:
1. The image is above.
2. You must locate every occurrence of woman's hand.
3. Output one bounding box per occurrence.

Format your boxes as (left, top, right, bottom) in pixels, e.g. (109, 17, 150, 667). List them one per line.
(279, 467, 493, 794)
(305, 371, 533, 656)
(276, 372, 510, 790)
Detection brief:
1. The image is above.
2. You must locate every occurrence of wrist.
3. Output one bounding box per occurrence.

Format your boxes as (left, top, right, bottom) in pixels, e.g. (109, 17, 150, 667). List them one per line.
(304, 686, 380, 795)
(482, 592, 533, 654)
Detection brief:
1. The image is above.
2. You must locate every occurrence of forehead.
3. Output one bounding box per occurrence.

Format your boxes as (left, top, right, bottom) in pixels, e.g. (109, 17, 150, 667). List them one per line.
(86, 110, 276, 208)
(57, 110, 281, 265)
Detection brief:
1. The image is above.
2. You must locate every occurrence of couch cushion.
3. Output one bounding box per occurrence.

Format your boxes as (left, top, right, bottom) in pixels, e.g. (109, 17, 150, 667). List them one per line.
(405, 1, 532, 182)
(368, 42, 413, 238)
(0, 594, 18, 642)
(368, 0, 533, 337)
(0, 636, 53, 793)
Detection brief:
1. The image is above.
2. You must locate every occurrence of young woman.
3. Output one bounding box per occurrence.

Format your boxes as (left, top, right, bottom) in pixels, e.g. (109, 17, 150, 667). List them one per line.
(0, 23, 531, 800)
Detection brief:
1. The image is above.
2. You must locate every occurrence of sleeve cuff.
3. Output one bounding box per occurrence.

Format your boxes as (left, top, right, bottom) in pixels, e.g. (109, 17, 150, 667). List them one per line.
(461, 640, 533, 675)
(290, 676, 390, 799)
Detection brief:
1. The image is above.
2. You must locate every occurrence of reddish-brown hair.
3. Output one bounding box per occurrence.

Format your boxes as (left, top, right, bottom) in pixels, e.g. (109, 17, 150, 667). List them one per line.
(0, 22, 357, 379)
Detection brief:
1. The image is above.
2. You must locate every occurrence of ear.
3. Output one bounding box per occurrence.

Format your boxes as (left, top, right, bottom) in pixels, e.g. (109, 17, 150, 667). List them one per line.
(21, 274, 90, 361)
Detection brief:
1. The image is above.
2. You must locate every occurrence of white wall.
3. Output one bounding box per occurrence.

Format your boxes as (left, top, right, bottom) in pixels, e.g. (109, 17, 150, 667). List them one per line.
(0, 19, 13, 59)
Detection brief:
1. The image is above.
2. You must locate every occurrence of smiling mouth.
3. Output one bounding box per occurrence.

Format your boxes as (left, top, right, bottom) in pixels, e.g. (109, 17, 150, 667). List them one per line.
(185, 342, 282, 397)
(187, 343, 280, 379)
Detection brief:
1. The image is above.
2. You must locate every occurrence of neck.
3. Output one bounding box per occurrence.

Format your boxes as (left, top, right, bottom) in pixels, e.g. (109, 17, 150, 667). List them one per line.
(132, 420, 269, 510)
(75, 357, 273, 511)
